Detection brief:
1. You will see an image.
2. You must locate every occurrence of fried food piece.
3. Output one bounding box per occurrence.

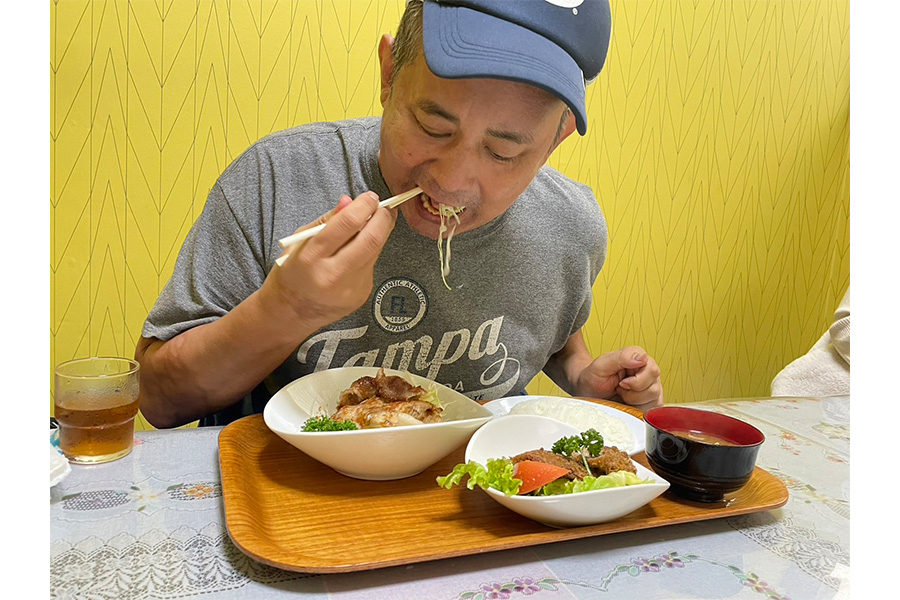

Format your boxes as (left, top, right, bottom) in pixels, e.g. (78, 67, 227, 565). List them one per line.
(509, 449, 588, 480)
(586, 446, 637, 475)
(511, 446, 636, 479)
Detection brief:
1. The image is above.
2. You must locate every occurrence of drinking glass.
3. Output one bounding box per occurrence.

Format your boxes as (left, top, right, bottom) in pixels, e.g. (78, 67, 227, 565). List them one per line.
(54, 357, 140, 464)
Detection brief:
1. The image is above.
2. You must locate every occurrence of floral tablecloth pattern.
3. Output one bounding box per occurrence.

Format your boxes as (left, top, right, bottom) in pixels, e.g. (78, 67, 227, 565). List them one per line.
(50, 396, 850, 600)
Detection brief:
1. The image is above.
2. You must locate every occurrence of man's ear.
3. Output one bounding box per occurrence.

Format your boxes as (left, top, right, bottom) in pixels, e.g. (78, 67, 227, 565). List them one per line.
(549, 110, 577, 155)
(378, 34, 396, 106)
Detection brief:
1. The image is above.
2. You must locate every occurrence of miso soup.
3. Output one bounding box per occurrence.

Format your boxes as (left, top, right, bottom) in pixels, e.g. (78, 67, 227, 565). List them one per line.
(665, 428, 739, 446)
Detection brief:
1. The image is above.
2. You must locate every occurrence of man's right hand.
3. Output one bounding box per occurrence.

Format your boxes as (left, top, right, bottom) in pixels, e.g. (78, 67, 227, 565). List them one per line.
(261, 191, 398, 330)
(136, 191, 398, 429)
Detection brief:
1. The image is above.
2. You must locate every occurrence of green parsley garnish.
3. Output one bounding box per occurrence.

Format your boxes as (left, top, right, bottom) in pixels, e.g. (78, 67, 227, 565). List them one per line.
(551, 428, 604, 459)
(301, 416, 359, 432)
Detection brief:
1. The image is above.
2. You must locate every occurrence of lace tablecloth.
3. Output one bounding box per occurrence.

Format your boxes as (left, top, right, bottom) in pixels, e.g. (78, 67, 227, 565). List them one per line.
(50, 396, 850, 599)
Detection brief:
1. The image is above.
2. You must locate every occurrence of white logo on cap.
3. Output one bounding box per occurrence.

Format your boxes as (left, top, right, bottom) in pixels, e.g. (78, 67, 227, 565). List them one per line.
(543, 0, 585, 8)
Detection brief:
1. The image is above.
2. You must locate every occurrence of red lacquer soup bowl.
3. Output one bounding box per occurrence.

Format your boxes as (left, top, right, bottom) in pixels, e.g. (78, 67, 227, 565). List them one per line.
(644, 407, 765, 503)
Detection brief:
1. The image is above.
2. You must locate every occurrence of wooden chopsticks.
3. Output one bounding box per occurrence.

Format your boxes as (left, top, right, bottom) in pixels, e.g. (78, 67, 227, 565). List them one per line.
(275, 187, 422, 267)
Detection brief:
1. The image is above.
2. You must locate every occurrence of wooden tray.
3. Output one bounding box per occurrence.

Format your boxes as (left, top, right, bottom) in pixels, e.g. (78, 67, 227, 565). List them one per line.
(219, 403, 788, 573)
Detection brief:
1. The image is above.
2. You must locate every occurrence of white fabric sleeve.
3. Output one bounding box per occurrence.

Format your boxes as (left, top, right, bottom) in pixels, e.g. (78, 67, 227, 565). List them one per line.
(829, 288, 850, 364)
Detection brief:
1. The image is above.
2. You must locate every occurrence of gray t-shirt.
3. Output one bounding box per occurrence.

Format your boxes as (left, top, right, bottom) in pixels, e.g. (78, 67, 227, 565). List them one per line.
(143, 117, 607, 424)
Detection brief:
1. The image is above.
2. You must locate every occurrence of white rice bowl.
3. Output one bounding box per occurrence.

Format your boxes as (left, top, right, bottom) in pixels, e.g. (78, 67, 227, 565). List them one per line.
(509, 397, 636, 454)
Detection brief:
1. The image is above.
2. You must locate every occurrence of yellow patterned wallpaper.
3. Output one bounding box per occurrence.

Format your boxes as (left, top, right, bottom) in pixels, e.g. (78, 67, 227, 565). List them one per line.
(50, 0, 849, 430)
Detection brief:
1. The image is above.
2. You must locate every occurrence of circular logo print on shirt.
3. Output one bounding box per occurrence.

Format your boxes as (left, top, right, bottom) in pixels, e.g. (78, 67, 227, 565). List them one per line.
(373, 278, 428, 334)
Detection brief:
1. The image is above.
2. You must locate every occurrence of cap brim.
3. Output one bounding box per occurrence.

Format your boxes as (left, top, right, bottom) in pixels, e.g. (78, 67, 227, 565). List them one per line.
(422, 2, 588, 135)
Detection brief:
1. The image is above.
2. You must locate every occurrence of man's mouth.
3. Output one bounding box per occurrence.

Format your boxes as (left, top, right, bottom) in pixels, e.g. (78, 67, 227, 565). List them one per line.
(419, 192, 465, 217)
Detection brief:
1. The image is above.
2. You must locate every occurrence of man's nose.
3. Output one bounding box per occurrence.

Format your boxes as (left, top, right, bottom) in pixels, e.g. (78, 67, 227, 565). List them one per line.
(429, 139, 477, 194)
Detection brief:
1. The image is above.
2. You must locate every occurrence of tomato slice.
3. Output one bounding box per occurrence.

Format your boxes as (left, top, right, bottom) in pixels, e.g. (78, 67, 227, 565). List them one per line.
(513, 460, 571, 495)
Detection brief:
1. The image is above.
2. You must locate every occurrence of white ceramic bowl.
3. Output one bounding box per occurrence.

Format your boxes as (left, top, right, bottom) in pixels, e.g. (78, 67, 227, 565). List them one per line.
(263, 367, 493, 480)
(464, 414, 670, 528)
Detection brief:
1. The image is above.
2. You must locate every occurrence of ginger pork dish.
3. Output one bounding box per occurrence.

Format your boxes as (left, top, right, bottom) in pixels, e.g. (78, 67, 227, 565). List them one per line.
(302, 368, 443, 431)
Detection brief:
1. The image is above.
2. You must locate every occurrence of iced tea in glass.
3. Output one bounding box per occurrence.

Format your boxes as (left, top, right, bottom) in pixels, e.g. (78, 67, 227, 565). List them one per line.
(54, 357, 140, 464)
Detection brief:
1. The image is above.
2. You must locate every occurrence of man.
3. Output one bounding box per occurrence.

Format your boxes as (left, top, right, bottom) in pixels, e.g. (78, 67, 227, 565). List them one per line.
(136, 0, 663, 428)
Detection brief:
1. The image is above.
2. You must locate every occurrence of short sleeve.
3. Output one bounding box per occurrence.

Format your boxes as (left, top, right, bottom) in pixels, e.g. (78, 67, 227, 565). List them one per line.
(141, 181, 268, 341)
(567, 187, 608, 338)
(829, 288, 850, 364)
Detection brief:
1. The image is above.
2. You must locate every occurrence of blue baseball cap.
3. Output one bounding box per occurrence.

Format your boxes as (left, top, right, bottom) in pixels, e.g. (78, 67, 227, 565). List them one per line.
(421, 0, 612, 135)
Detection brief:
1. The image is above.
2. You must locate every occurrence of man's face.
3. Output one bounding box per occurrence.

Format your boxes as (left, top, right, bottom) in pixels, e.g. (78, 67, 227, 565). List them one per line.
(378, 39, 574, 239)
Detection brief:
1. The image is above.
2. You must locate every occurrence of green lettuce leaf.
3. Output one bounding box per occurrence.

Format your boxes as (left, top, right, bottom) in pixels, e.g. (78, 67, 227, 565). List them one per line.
(436, 458, 521, 496)
(535, 470, 649, 495)
(438, 461, 651, 497)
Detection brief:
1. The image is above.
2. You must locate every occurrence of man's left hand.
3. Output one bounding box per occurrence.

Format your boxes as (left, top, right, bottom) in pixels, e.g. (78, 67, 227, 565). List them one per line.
(575, 346, 663, 412)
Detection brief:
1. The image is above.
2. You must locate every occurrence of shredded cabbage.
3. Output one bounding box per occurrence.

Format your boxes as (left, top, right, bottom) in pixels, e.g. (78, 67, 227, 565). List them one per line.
(394, 370, 443, 409)
(418, 387, 443, 409)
